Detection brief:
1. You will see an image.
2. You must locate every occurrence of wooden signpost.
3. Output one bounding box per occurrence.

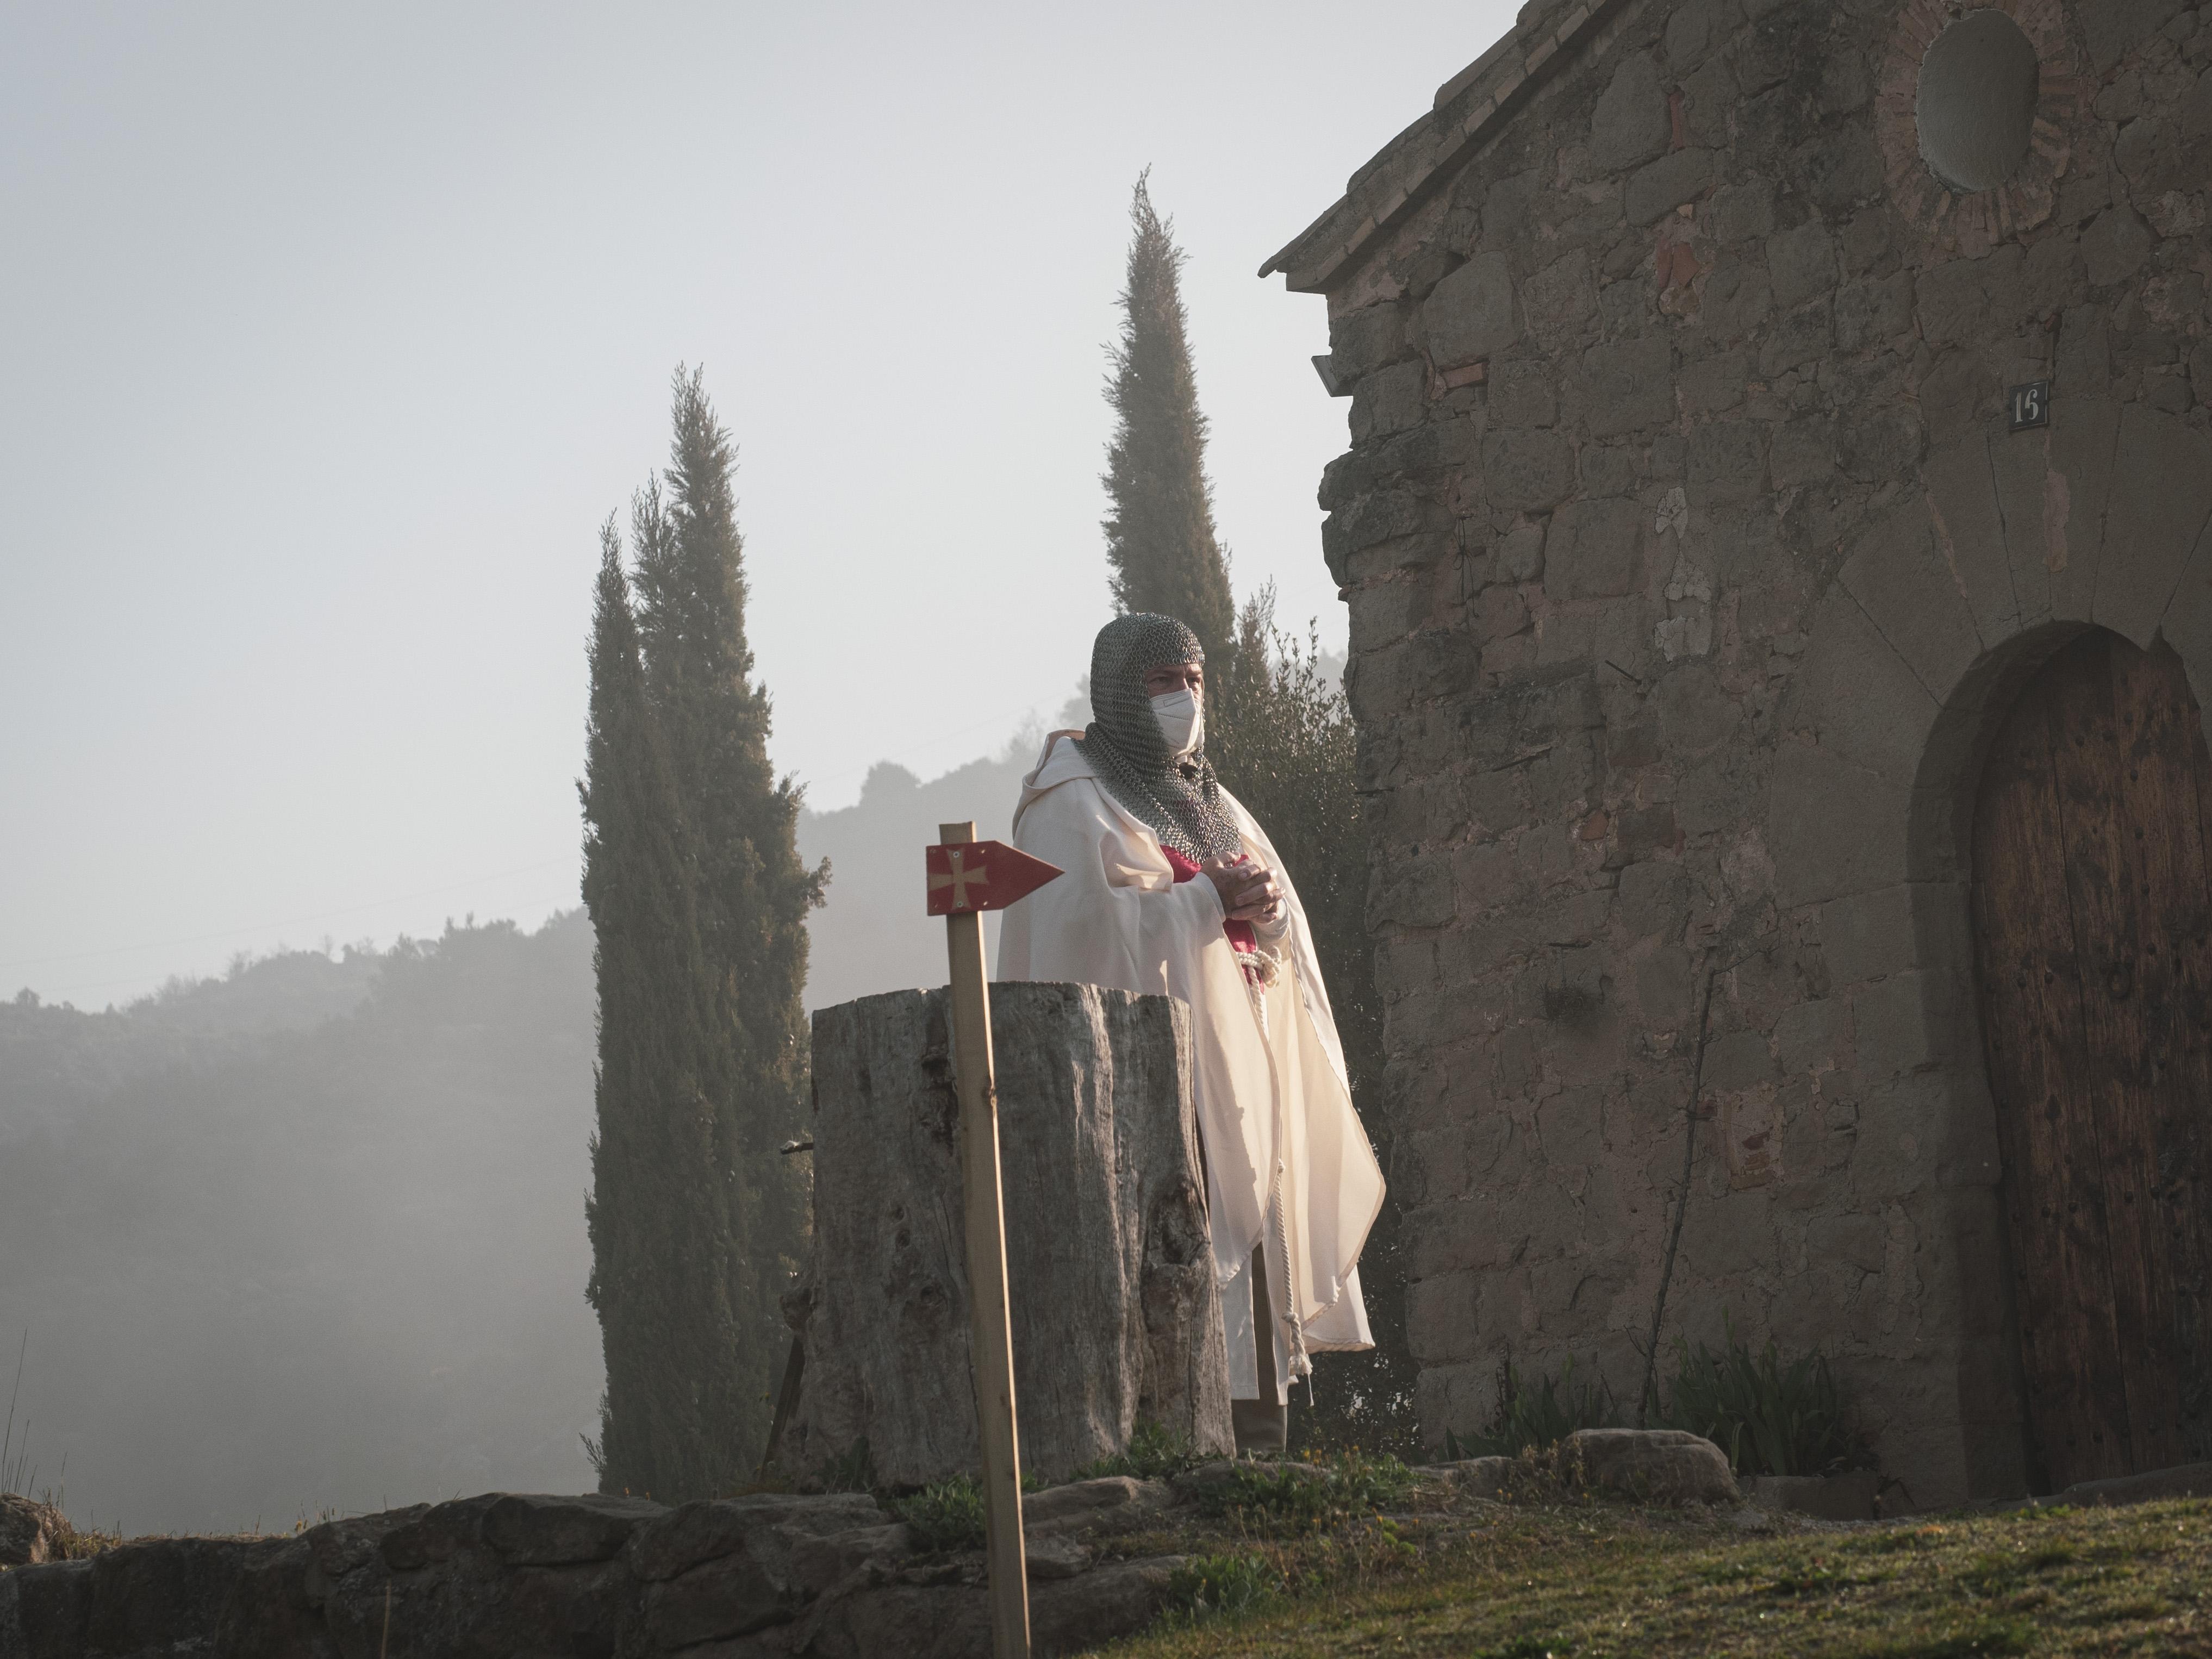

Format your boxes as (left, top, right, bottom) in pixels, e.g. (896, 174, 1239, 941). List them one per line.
(926, 823, 1062, 1659)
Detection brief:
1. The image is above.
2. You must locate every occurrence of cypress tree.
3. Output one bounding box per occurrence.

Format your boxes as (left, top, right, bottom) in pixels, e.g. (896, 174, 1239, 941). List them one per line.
(630, 367, 824, 1468)
(1101, 173, 1237, 665)
(1207, 591, 1415, 1457)
(1095, 186, 1416, 1455)
(581, 524, 752, 1499)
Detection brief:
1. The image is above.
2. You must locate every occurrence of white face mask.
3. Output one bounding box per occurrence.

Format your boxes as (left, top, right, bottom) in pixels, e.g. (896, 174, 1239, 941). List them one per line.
(1151, 688, 1203, 758)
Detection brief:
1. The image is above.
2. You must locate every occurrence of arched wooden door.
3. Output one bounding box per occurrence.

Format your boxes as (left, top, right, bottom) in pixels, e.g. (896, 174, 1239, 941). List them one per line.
(1971, 629, 2212, 1493)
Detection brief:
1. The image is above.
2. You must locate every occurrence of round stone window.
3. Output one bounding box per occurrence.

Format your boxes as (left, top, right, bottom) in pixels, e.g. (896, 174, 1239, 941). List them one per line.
(1916, 9, 2041, 192)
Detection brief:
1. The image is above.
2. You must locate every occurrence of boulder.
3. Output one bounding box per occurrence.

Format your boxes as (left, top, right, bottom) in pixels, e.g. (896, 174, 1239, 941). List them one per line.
(0, 1496, 65, 1568)
(1557, 1429, 1741, 1506)
(1021, 1475, 1172, 1537)
(86, 1536, 277, 1657)
(0, 1559, 93, 1658)
(629, 1492, 886, 1582)
(1416, 1456, 1525, 1501)
(481, 1491, 665, 1566)
(1023, 1533, 1089, 1580)
(0, 1483, 1189, 1659)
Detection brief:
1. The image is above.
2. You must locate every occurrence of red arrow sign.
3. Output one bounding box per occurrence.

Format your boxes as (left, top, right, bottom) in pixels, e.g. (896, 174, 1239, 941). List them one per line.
(925, 840, 1063, 915)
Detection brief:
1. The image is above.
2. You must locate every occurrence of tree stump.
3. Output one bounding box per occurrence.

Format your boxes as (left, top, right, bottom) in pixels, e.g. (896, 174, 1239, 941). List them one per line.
(779, 983, 1231, 1487)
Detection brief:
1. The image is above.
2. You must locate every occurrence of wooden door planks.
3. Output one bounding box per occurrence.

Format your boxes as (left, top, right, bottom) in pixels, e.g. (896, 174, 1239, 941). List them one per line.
(1974, 645, 2136, 1490)
(1972, 631, 2212, 1491)
(2045, 636, 2186, 1477)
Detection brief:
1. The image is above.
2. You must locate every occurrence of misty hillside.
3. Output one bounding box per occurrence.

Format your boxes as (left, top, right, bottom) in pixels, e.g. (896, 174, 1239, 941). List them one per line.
(794, 748, 1033, 1009)
(0, 915, 602, 1535)
(0, 687, 1348, 1534)
(0, 742, 1046, 1535)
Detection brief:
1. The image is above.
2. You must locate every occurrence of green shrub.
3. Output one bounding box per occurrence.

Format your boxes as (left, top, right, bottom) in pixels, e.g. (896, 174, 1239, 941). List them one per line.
(890, 1477, 987, 1551)
(887, 1470, 1046, 1552)
(1444, 1358, 1618, 1460)
(1162, 1551, 1280, 1624)
(1660, 1315, 1864, 1477)
(1199, 1450, 1418, 1536)
(1069, 1418, 1202, 1483)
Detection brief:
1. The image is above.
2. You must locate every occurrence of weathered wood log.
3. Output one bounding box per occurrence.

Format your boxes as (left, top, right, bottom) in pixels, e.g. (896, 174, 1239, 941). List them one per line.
(780, 983, 1232, 1487)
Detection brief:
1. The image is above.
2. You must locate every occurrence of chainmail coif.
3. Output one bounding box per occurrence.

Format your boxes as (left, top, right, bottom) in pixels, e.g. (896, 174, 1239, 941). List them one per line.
(1075, 613, 1244, 863)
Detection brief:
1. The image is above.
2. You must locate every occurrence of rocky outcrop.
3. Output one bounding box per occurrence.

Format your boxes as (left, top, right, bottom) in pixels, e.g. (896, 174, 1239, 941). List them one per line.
(0, 1499, 66, 1570)
(0, 1483, 1188, 1659)
(1557, 1429, 1741, 1506)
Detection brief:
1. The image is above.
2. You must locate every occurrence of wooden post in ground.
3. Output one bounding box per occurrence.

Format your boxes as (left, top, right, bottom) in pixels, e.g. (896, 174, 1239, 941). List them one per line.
(938, 820, 1030, 1659)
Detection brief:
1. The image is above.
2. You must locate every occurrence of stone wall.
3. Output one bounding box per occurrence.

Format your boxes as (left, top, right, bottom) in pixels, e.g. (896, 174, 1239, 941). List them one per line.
(1294, 0, 2212, 1504)
(0, 1487, 1186, 1659)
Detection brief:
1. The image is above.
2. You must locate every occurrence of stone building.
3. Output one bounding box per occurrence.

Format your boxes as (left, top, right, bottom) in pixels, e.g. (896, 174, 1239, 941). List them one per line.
(1264, 0, 2212, 1504)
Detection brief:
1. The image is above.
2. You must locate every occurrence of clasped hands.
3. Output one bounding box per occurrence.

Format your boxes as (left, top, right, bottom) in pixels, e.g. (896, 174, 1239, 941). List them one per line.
(1203, 854, 1283, 926)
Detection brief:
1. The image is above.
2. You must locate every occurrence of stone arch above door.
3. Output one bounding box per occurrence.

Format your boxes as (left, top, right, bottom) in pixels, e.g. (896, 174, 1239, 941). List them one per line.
(1771, 399, 2212, 919)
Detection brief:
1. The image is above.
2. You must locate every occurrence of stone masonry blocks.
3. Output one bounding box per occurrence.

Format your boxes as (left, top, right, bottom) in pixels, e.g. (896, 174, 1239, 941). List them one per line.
(1295, 0, 2212, 1505)
(2095, 404, 2212, 647)
(1837, 501, 1987, 706)
(1420, 251, 1519, 370)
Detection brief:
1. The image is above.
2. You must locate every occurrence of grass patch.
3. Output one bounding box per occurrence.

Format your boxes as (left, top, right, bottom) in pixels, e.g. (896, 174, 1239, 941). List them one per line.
(1196, 1452, 1420, 1537)
(1160, 1552, 1281, 1626)
(1101, 1496, 2212, 1657)
(1073, 1419, 1207, 1484)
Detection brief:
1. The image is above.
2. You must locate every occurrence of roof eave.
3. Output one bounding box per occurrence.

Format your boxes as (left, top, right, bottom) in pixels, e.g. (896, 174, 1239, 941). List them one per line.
(1258, 0, 1634, 294)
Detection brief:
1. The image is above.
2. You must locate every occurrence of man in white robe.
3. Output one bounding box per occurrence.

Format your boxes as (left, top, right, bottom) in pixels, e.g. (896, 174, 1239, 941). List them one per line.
(996, 613, 1385, 1452)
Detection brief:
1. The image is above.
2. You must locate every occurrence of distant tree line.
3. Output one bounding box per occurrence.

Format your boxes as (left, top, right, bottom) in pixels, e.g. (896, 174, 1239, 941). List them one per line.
(581, 370, 823, 1502)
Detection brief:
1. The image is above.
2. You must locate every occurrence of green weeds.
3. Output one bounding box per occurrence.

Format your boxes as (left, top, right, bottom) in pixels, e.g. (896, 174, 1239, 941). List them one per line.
(1444, 1357, 1617, 1460)
(1161, 1552, 1281, 1625)
(1073, 1419, 1205, 1483)
(886, 1470, 1045, 1552)
(889, 1477, 987, 1551)
(1659, 1314, 1864, 1476)
(1198, 1451, 1418, 1537)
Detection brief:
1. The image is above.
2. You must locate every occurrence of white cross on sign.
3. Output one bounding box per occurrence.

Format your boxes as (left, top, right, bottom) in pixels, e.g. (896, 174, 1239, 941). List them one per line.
(930, 847, 990, 911)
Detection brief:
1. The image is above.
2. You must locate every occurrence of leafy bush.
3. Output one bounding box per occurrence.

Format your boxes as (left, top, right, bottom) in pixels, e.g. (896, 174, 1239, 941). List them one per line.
(1660, 1317, 1864, 1477)
(1162, 1551, 1280, 1624)
(1199, 1451, 1418, 1536)
(890, 1477, 987, 1551)
(1444, 1357, 1618, 1460)
(887, 1470, 1048, 1552)
(1070, 1418, 1203, 1483)
(1208, 597, 1417, 1461)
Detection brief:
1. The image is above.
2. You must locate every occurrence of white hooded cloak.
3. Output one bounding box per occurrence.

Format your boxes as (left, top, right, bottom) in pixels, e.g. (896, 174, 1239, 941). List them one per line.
(995, 732, 1384, 1402)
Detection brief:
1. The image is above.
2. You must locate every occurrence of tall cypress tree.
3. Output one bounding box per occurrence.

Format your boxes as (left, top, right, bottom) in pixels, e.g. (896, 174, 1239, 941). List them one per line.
(581, 524, 753, 1499)
(1101, 172, 1237, 665)
(630, 367, 824, 1467)
(1096, 183, 1416, 1456)
(1210, 592, 1414, 1457)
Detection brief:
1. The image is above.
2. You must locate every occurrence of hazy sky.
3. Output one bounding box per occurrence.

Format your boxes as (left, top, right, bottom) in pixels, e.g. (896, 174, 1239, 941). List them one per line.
(2, 2, 1518, 1008)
